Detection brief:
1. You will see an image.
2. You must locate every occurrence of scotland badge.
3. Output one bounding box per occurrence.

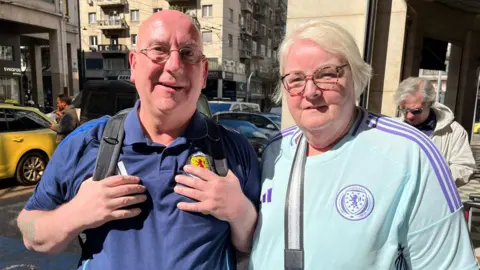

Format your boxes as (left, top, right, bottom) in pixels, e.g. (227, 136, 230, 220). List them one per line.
(335, 184, 374, 221)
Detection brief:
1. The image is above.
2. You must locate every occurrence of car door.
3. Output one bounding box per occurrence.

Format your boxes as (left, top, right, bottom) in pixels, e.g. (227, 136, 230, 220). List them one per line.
(0, 109, 8, 179)
(2, 109, 53, 176)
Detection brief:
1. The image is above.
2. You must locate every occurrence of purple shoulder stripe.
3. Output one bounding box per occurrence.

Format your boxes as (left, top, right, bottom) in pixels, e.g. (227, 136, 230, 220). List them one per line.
(367, 113, 461, 213)
(265, 128, 296, 150)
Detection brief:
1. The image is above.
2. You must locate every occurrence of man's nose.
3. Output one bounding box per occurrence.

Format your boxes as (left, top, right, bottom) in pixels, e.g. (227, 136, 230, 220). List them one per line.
(163, 50, 182, 72)
(406, 111, 416, 120)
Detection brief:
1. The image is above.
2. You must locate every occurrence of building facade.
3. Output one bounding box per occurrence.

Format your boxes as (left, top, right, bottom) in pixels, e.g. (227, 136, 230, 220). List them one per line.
(0, 0, 80, 109)
(79, 0, 287, 108)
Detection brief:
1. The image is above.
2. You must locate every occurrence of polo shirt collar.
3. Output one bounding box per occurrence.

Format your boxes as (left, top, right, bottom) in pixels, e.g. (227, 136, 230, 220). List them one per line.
(123, 100, 209, 146)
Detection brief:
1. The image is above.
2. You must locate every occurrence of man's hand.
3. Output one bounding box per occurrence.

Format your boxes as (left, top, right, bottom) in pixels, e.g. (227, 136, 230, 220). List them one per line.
(70, 175, 147, 230)
(174, 165, 251, 223)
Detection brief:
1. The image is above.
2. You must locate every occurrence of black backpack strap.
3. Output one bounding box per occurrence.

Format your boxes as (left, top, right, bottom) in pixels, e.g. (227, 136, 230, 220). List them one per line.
(92, 112, 128, 181)
(205, 118, 229, 177)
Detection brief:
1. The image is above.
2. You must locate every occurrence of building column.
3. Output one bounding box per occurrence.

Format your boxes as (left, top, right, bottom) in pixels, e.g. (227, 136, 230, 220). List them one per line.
(29, 44, 44, 106)
(217, 78, 223, 98)
(49, 29, 65, 108)
(368, 0, 408, 117)
(444, 44, 462, 111)
(454, 30, 480, 136)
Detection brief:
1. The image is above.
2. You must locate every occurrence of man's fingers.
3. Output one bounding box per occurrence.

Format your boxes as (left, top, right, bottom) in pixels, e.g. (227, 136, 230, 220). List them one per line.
(177, 201, 209, 214)
(108, 184, 146, 198)
(108, 195, 147, 209)
(175, 175, 206, 190)
(183, 165, 218, 181)
(103, 175, 141, 187)
(110, 208, 142, 220)
(174, 185, 205, 201)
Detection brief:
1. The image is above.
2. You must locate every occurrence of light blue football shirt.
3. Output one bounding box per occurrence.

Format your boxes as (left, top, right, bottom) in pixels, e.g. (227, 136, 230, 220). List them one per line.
(249, 107, 478, 270)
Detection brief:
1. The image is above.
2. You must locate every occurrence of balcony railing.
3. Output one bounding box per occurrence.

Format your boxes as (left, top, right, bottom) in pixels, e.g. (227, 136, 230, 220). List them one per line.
(97, 19, 128, 30)
(165, 0, 196, 4)
(97, 44, 129, 52)
(96, 0, 127, 7)
(241, 1, 253, 13)
(240, 49, 252, 59)
(241, 26, 253, 36)
(252, 31, 264, 41)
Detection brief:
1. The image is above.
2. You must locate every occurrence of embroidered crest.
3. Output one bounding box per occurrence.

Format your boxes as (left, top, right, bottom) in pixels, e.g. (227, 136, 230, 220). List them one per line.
(335, 185, 374, 221)
(190, 153, 210, 170)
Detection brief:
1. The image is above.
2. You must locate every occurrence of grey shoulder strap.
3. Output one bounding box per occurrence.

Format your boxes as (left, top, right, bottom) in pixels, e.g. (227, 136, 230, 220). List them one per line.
(284, 134, 308, 270)
(92, 112, 128, 181)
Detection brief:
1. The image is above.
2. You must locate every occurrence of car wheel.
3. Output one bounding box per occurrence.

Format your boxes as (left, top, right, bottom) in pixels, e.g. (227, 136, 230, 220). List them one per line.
(15, 152, 47, 185)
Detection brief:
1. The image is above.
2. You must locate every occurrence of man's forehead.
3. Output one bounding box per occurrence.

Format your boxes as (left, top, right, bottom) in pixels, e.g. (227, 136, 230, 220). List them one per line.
(143, 19, 201, 47)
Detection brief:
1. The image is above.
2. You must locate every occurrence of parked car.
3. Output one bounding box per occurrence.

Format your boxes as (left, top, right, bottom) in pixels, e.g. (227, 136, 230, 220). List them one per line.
(73, 80, 212, 123)
(208, 101, 261, 114)
(218, 119, 268, 158)
(213, 111, 281, 138)
(474, 122, 480, 134)
(0, 103, 57, 185)
(260, 112, 281, 128)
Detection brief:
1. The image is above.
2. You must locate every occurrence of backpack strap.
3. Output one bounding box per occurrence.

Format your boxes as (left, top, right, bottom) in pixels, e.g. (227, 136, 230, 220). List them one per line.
(205, 118, 229, 177)
(92, 111, 128, 181)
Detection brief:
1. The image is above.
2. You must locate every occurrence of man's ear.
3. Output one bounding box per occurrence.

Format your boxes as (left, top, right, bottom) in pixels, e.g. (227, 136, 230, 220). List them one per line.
(202, 59, 208, 88)
(129, 51, 136, 83)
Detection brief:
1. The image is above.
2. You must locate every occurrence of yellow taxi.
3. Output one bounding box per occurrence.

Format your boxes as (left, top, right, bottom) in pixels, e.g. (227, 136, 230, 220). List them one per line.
(474, 122, 480, 134)
(0, 102, 57, 185)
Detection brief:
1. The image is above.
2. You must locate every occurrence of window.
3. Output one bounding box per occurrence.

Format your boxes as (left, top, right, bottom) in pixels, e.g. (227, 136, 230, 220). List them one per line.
(131, 34, 137, 47)
(261, 24, 266, 35)
(202, 31, 212, 43)
(85, 59, 103, 70)
(253, 20, 258, 32)
(0, 45, 13, 61)
(5, 109, 49, 132)
(268, 38, 272, 48)
(153, 8, 162, 13)
(252, 41, 257, 55)
(229, 8, 234, 22)
(261, 44, 266, 56)
(269, 9, 273, 22)
(0, 109, 6, 132)
(89, 36, 97, 46)
(202, 5, 212, 17)
(267, 48, 271, 58)
(268, 29, 272, 38)
(238, 14, 243, 27)
(88, 13, 96, 24)
(130, 10, 140, 22)
(0, 77, 19, 101)
(110, 36, 118, 45)
(228, 34, 233, 47)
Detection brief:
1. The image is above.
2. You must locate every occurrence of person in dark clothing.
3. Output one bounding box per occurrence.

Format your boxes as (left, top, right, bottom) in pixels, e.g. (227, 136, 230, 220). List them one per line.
(50, 95, 80, 142)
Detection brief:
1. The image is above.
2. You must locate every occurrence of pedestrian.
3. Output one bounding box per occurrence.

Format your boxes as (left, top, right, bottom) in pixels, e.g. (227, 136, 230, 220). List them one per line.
(49, 95, 80, 143)
(17, 10, 260, 270)
(249, 20, 478, 269)
(395, 77, 476, 186)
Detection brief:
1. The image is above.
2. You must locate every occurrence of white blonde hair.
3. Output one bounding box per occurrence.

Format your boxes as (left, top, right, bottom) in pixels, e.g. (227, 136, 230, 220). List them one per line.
(272, 20, 372, 104)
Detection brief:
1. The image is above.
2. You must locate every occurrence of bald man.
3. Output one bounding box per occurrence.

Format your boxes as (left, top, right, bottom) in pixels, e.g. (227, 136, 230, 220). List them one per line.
(17, 11, 260, 269)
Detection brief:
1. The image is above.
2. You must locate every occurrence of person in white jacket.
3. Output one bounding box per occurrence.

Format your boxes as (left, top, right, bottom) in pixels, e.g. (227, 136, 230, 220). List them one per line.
(394, 77, 476, 186)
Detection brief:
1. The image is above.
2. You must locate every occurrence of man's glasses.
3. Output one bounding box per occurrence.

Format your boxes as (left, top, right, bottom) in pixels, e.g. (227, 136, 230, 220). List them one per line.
(280, 64, 349, 95)
(137, 45, 205, 65)
(399, 107, 424, 115)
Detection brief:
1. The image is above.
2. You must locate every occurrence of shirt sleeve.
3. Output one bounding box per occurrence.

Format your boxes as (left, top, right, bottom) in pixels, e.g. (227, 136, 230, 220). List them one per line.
(447, 124, 476, 186)
(403, 145, 478, 270)
(222, 127, 261, 209)
(24, 118, 105, 211)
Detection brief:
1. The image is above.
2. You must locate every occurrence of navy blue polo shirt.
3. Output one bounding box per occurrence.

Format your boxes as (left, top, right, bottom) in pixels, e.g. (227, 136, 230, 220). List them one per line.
(24, 101, 261, 270)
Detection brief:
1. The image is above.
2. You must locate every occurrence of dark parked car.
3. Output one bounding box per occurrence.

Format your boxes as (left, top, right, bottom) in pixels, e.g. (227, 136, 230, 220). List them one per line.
(218, 119, 268, 158)
(73, 80, 212, 124)
(213, 111, 281, 138)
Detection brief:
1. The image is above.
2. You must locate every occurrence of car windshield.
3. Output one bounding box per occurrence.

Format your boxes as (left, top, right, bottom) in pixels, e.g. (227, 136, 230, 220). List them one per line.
(209, 103, 232, 114)
(263, 114, 281, 127)
(219, 120, 267, 139)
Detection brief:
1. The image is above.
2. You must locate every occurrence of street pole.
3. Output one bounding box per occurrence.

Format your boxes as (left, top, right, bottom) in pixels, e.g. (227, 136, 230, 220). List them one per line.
(246, 71, 254, 102)
(436, 70, 442, 103)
